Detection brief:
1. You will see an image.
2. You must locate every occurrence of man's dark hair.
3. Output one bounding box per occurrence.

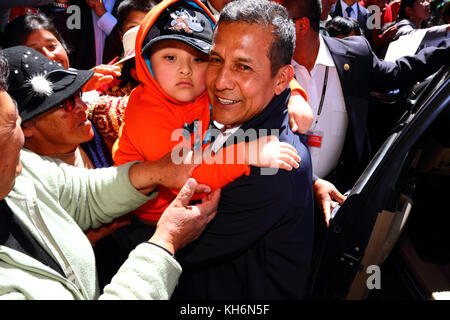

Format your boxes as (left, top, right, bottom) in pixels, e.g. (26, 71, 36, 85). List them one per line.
(278, 0, 322, 33)
(117, 0, 157, 32)
(326, 16, 362, 37)
(1, 13, 70, 53)
(398, 0, 418, 19)
(0, 53, 8, 92)
(218, 0, 296, 77)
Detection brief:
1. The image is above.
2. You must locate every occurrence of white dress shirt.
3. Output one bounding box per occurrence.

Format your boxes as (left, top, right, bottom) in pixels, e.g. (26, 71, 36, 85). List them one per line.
(292, 35, 348, 178)
(210, 121, 241, 154)
(91, 0, 117, 65)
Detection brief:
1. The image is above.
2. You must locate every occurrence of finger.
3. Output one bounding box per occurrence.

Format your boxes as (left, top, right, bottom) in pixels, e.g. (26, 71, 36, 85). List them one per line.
(195, 183, 212, 194)
(92, 65, 121, 77)
(197, 188, 221, 222)
(331, 189, 346, 204)
(279, 142, 299, 154)
(279, 145, 301, 163)
(173, 178, 197, 208)
(273, 159, 293, 171)
(276, 154, 299, 169)
(322, 199, 331, 227)
(289, 118, 298, 133)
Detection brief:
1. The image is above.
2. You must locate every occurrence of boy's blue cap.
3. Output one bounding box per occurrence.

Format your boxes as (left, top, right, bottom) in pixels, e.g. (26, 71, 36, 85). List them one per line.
(142, 1, 213, 56)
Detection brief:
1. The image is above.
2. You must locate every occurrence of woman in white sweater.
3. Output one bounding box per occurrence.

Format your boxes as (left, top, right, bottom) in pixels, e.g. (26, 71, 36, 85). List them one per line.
(0, 47, 220, 300)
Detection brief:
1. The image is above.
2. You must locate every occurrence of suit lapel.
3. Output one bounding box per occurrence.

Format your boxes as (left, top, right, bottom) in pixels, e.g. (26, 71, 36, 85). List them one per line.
(322, 36, 367, 162)
(332, 0, 343, 17)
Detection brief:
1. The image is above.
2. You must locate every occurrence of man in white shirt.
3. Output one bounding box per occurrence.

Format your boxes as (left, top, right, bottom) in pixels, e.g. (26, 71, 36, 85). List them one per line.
(279, 0, 450, 230)
(86, 0, 120, 65)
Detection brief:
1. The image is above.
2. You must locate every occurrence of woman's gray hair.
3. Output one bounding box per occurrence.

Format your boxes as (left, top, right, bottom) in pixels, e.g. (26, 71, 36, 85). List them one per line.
(218, 0, 296, 77)
(0, 53, 9, 92)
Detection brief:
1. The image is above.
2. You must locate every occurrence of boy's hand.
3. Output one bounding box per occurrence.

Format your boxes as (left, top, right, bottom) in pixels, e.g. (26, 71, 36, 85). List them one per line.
(246, 135, 300, 171)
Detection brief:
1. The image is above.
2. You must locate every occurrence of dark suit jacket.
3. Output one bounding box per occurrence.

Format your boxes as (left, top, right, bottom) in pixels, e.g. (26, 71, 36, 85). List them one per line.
(331, 0, 371, 39)
(172, 89, 314, 300)
(320, 36, 450, 191)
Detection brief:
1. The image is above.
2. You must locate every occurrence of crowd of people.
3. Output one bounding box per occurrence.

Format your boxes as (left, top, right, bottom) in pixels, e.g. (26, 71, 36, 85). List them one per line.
(0, 0, 448, 300)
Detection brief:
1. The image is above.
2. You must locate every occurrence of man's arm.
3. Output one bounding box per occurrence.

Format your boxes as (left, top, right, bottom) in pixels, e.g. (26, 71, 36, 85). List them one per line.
(370, 38, 450, 92)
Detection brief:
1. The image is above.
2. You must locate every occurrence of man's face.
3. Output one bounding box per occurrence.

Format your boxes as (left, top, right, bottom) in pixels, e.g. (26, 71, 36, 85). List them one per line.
(409, 0, 430, 22)
(207, 22, 283, 127)
(0, 91, 24, 200)
(321, 0, 338, 20)
(23, 92, 94, 155)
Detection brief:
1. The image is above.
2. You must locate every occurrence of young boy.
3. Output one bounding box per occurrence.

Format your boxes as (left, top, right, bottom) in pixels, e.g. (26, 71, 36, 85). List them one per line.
(113, 0, 306, 227)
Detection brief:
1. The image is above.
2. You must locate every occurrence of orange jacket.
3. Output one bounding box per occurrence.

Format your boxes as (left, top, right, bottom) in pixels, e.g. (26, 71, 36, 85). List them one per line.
(113, 0, 251, 221)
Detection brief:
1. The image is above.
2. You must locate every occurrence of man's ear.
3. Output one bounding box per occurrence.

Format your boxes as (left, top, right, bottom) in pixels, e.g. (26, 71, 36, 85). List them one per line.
(295, 17, 310, 37)
(21, 122, 34, 138)
(274, 65, 294, 95)
(404, 6, 413, 19)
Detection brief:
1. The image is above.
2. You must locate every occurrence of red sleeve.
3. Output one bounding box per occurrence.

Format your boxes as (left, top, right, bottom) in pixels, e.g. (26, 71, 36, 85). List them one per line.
(192, 142, 251, 190)
(113, 90, 185, 166)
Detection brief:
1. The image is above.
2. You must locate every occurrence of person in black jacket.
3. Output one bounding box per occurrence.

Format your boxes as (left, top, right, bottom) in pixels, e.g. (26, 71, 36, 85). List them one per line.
(279, 0, 450, 231)
(171, 0, 314, 300)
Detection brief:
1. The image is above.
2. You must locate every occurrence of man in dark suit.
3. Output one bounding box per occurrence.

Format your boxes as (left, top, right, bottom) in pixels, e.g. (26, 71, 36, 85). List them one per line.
(172, 0, 314, 299)
(279, 0, 449, 228)
(331, 0, 371, 39)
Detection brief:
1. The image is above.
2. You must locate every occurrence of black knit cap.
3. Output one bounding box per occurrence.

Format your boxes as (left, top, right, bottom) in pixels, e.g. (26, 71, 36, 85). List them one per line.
(2, 46, 94, 123)
(141, 1, 214, 56)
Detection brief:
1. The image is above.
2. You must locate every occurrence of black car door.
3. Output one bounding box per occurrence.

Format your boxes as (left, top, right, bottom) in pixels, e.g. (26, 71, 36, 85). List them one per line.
(309, 66, 450, 300)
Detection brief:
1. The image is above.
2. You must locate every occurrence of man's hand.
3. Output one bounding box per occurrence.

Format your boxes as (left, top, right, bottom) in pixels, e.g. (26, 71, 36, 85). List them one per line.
(149, 178, 220, 254)
(313, 178, 346, 227)
(287, 93, 313, 134)
(86, 0, 107, 17)
(379, 25, 398, 43)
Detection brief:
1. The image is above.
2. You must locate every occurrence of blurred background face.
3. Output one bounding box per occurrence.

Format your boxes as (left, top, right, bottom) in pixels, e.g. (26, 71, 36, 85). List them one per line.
(409, 0, 430, 21)
(24, 29, 70, 69)
(23, 93, 94, 155)
(321, 0, 338, 20)
(0, 91, 24, 200)
(121, 9, 147, 37)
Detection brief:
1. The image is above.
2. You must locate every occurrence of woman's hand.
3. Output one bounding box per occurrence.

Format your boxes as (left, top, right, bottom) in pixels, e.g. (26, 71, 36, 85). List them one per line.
(82, 65, 121, 92)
